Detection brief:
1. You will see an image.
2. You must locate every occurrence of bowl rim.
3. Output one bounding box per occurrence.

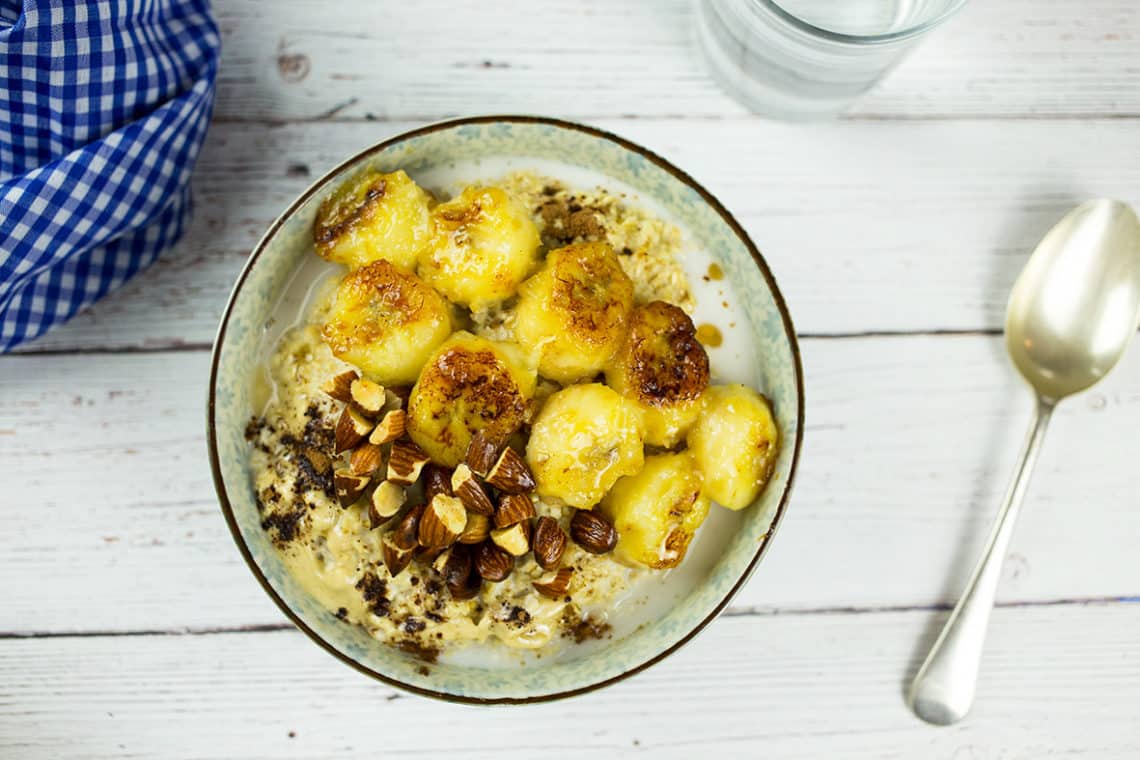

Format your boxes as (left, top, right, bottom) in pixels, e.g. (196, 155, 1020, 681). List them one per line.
(206, 114, 805, 705)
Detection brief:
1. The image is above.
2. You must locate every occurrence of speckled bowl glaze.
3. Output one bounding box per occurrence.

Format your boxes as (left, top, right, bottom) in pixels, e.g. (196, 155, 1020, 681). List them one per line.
(208, 116, 803, 703)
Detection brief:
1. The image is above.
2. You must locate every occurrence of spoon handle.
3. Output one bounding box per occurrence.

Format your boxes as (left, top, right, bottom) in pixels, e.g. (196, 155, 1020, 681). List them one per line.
(908, 396, 1054, 725)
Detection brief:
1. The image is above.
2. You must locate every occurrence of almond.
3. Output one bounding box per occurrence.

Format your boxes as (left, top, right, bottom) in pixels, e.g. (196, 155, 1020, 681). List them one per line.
(321, 370, 359, 403)
(485, 447, 536, 494)
(494, 492, 536, 528)
(490, 521, 531, 557)
(333, 469, 370, 507)
(450, 571, 482, 601)
(423, 463, 453, 502)
(458, 513, 491, 545)
(451, 463, 494, 516)
(436, 544, 476, 600)
(385, 385, 412, 409)
(570, 510, 617, 554)
(368, 408, 407, 445)
(418, 494, 467, 549)
(464, 429, 502, 478)
(335, 405, 374, 453)
(474, 540, 513, 582)
(349, 442, 384, 477)
(386, 439, 429, 486)
(382, 534, 414, 577)
(532, 515, 567, 570)
(532, 567, 574, 600)
(368, 481, 405, 528)
(350, 378, 385, 416)
(391, 502, 425, 551)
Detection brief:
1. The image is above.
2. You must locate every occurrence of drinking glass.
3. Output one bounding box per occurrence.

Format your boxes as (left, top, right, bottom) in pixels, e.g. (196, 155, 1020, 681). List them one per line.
(696, 0, 967, 119)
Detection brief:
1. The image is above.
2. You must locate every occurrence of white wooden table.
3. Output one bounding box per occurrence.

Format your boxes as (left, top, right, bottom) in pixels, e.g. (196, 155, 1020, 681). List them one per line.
(3, 1, 1139, 756)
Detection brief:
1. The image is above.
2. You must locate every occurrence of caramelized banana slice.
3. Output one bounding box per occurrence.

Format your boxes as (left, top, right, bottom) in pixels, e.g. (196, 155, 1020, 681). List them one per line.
(525, 383, 644, 509)
(419, 185, 540, 309)
(599, 451, 710, 569)
(687, 384, 779, 510)
(313, 169, 433, 271)
(407, 332, 537, 467)
(514, 241, 635, 384)
(605, 300, 710, 447)
(322, 260, 452, 385)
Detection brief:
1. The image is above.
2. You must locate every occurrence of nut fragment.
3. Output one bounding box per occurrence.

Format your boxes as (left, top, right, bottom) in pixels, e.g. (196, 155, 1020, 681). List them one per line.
(532, 515, 567, 570)
(474, 540, 513, 582)
(494, 493, 536, 528)
(391, 502, 425, 551)
(350, 378, 385, 416)
(368, 408, 407, 445)
(437, 544, 476, 599)
(321, 370, 359, 403)
(382, 534, 414, 577)
(349, 442, 384, 477)
(335, 405, 375, 453)
(368, 481, 405, 528)
(418, 494, 467, 548)
(464, 429, 502, 478)
(333, 469, 370, 507)
(485, 447, 536, 494)
(490, 521, 531, 557)
(451, 463, 494, 516)
(385, 385, 412, 409)
(423, 464, 453, 502)
(458, 512, 491, 544)
(386, 440, 429, 486)
(570, 510, 617, 554)
(532, 567, 574, 600)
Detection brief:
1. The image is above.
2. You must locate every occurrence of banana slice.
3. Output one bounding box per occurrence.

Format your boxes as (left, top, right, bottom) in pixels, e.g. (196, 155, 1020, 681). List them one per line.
(419, 185, 540, 309)
(599, 451, 710, 569)
(514, 241, 635, 384)
(407, 331, 537, 467)
(313, 169, 433, 271)
(321, 260, 452, 385)
(605, 300, 710, 447)
(687, 384, 779, 510)
(525, 383, 644, 509)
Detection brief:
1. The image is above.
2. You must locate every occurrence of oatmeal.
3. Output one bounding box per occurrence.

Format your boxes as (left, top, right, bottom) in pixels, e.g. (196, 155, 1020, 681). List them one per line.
(247, 169, 780, 657)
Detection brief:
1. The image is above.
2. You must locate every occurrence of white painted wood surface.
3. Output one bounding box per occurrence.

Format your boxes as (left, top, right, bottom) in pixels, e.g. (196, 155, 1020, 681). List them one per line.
(3, 0, 1139, 756)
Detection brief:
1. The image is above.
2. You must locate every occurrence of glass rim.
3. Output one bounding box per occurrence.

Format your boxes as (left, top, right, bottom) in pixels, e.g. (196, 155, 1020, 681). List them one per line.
(758, 0, 969, 45)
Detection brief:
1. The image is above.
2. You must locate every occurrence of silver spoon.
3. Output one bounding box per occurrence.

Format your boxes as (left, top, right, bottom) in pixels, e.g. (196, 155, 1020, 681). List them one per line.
(908, 199, 1140, 726)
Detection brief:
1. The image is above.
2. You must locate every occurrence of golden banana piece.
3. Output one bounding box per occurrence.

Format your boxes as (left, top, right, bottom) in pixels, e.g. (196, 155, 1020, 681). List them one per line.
(407, 331, 537, 467)
(525, 383, 644, 509)
(419, 185, 540, 309)
(321, 259, 452, 385)
(605, 300, 710, 447)
(687, 384, 779, 510)
(514, 241, 635, 384)
(313, 169, 433, 271)
(599, 452, 710, 569)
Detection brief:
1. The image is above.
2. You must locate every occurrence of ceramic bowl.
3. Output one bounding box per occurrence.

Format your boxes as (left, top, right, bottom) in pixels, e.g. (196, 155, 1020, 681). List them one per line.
(207, 116, 803, 703)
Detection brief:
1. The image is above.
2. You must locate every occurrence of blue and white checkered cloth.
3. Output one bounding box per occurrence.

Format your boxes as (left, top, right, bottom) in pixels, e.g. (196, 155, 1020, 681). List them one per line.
(0, 0, 220, 351)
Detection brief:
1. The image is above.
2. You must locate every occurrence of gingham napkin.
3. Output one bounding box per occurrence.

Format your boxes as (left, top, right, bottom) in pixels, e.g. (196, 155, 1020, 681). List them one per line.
(0, 1, 220, 352)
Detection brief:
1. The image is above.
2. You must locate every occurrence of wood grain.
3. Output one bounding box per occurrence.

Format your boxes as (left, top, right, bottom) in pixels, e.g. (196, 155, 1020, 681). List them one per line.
(16, 118, 1140, 353)
(3, 336, 1136, 634)
(212, 0, 1140, 121)
(2, 604, 1138, 758)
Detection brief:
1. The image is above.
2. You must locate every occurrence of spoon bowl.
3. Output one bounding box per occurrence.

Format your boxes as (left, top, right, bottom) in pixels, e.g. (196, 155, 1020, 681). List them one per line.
(909, 199, 1140, 725)
(1006, 199, 1140, 401)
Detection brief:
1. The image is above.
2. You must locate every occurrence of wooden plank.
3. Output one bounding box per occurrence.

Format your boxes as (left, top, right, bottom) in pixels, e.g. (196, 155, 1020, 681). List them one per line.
(19, 117, 1140, 352)
(2, 335, 1137, 634)
(210, 0, 1140, 122)
(2, 603, 1138, 758)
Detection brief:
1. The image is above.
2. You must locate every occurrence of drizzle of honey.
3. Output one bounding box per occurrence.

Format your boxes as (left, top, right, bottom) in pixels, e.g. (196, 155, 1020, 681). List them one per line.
(696, 323, 723, 348)
(706, 262, 724, 281)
